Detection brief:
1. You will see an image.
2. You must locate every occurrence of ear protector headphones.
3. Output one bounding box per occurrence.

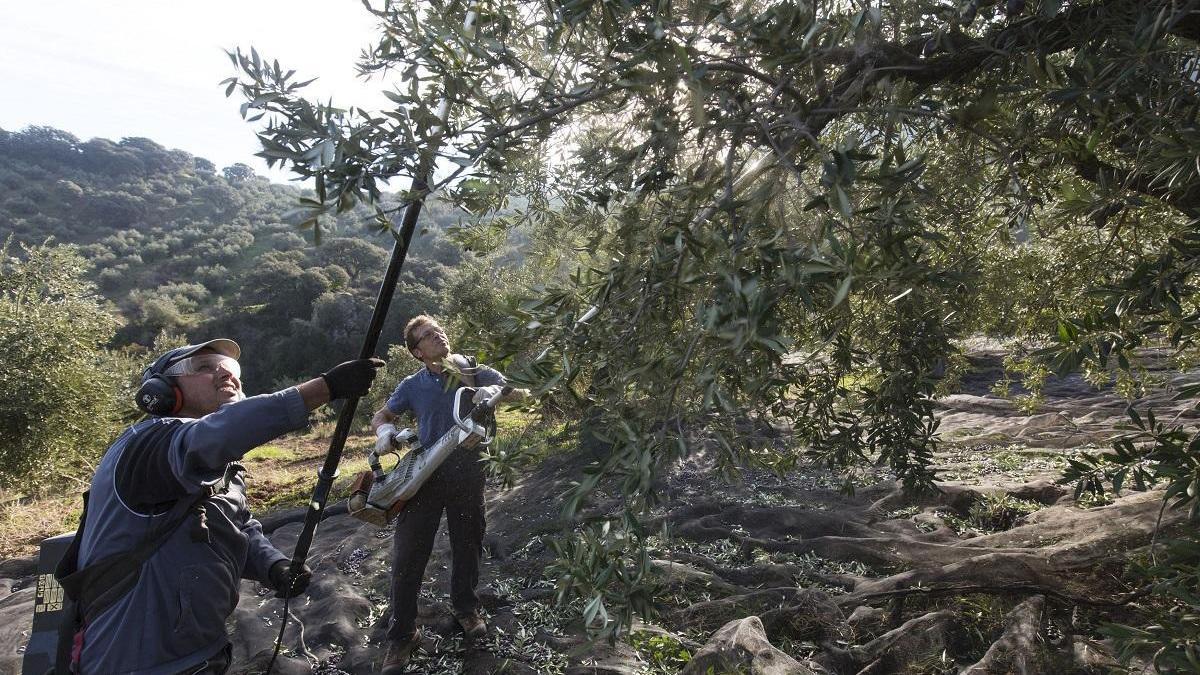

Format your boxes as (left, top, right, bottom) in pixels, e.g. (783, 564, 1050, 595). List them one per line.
(136, 349, 187, 416)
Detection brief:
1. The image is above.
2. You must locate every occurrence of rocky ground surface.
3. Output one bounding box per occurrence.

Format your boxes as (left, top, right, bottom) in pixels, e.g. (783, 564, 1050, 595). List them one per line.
(2, 347, 1198, 674)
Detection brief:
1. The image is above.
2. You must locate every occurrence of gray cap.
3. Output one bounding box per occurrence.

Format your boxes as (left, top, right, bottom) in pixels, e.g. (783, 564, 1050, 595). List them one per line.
(143, 338, 241, 382)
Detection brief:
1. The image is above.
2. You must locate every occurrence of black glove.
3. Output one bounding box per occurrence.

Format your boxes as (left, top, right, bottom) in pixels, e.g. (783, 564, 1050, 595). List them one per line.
(320, 358, 385, 400)
(269, 560, 312, 598)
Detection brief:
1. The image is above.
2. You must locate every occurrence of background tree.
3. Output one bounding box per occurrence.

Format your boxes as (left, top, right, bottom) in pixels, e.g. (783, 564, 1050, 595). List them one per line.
(221, 162, 256, 184)
(0, 241, 126, 490)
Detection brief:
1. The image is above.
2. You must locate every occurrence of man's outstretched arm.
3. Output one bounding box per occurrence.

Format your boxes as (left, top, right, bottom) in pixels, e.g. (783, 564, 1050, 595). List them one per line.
(161, 359, 383, 492)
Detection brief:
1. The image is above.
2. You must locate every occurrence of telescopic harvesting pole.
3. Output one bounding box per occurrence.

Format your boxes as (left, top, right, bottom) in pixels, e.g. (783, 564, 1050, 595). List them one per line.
(286, 5, 480, 578)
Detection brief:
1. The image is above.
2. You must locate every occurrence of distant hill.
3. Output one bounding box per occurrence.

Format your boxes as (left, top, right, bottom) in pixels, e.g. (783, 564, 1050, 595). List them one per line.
(0, 125, 479, 392)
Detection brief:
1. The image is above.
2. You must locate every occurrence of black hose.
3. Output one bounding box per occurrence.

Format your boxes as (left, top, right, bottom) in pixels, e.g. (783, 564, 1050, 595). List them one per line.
(263, 590, 291, 674)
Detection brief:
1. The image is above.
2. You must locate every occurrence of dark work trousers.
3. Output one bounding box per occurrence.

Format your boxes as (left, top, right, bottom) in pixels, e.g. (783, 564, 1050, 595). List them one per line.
(177, 643, 232, 675)
(387, 448, 486, 641)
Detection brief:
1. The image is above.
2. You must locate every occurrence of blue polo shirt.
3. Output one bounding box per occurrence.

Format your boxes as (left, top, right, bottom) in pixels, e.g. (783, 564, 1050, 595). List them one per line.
(386, 362, 505, 448)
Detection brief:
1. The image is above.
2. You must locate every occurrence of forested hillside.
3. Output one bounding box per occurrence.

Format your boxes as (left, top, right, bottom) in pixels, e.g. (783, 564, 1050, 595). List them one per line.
(0, 125, 485, 393)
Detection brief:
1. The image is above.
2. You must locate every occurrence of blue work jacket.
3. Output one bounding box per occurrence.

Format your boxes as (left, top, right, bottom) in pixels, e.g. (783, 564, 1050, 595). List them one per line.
(76, 389, 308, 674)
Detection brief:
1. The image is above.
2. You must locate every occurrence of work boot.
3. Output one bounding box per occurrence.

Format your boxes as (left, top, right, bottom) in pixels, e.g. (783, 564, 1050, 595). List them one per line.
(381, 632, 419, 675)
(456, 610, 487, 640)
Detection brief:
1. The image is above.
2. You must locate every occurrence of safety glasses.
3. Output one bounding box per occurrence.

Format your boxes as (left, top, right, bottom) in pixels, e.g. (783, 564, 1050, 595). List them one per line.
(416, 328, 443, 343)
(163, 353, 242, 379)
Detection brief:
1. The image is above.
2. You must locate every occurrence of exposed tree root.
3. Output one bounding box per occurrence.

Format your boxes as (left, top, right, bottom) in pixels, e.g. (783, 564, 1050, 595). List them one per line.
(674, 587, 818, 633)
(961, 595, 1049, 675)
(848, 552, 1081, 602)
(757, 591, 846, 641)
(651, 472, 1178, 674)
(847, 579, 1150, 609)
(819, 609, 957, 674)
(650, 558, 740, 596)
(681, 616, 817, 675)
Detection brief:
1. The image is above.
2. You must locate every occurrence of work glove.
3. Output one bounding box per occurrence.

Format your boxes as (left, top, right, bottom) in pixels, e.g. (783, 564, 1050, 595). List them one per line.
(376, 423, 399, 454)
(320, 358, 385, 400)
(375, 424, 418, 454)
(269, 560, 313, 599)
(471, 385, 505, 405)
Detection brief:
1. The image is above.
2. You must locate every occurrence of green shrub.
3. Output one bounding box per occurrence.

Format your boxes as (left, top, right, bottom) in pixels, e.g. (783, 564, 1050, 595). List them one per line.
(0, 240, 126, 491)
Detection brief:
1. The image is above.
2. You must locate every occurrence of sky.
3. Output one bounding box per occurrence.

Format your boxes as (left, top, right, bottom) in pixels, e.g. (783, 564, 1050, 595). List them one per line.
(1, 1, 388, 184)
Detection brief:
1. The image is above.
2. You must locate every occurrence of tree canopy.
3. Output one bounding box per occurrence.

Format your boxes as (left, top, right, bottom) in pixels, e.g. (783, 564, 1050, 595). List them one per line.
(229, 0, 1200, 655)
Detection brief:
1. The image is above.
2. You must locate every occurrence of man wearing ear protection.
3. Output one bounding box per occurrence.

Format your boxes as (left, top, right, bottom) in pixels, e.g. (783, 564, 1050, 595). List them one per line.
(54, 338, 384, 675)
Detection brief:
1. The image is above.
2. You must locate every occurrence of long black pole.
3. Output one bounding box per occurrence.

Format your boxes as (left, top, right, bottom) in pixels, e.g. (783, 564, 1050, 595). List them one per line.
(264, 184, 431, 675)
(287, 5, 479, 576)
(286, 179, 429, 571)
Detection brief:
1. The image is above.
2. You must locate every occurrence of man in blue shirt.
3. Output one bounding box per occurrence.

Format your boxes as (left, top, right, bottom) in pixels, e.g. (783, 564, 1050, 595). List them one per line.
(371, 315, 505, 674)
(64, 338, 383, 674)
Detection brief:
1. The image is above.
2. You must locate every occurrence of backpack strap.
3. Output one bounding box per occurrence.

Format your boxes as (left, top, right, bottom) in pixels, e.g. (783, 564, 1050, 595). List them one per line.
(449, 354, 478, 388)
(55, 486, 213, 624)
(51, 486, 213, 673)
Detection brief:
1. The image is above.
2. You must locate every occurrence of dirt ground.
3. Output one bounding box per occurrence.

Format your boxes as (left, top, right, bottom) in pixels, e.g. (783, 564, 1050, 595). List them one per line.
(1, 347, 1196, 674)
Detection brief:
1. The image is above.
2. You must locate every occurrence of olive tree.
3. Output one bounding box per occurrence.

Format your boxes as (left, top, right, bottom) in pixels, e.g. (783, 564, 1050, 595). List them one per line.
(229, 0, 1200, 653)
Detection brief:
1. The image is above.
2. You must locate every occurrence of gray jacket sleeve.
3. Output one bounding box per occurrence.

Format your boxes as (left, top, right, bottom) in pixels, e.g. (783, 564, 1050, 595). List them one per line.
(169, 387, 309, 492)
(476, 365, 506, 387)
(240, 514, 288, 584)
